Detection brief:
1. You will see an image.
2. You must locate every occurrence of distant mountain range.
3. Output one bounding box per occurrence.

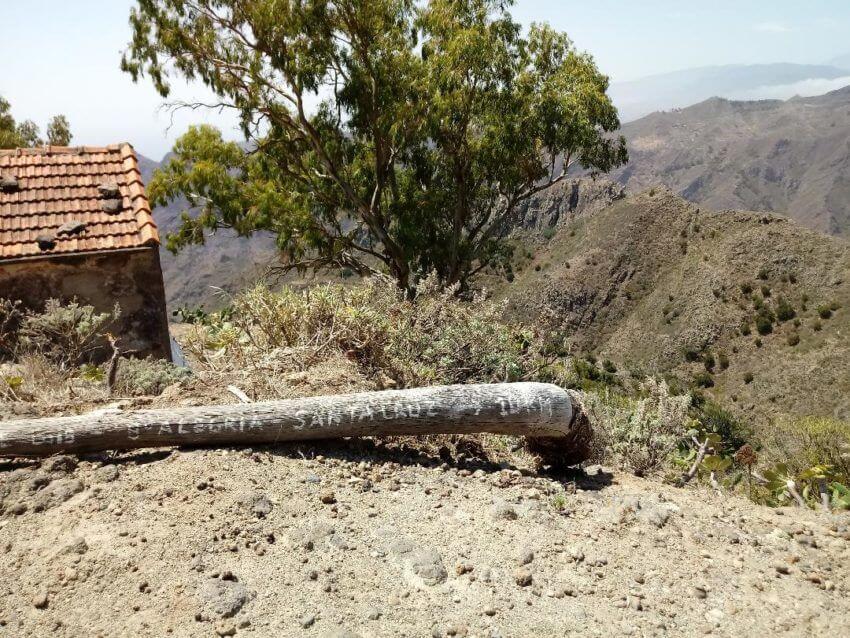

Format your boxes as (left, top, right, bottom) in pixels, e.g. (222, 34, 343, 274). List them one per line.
(610, 62, 850, 122)
(610, 85, 850, 237)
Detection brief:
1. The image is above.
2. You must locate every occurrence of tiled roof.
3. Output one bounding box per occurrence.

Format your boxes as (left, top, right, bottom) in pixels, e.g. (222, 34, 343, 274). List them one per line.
(0, 144, 159, 260)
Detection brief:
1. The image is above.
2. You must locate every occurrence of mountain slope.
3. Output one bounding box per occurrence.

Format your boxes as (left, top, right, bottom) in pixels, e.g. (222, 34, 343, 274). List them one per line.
(503, 187, 850, 425)
(610, 86, 850, 237)
(610, 63, 850, 122)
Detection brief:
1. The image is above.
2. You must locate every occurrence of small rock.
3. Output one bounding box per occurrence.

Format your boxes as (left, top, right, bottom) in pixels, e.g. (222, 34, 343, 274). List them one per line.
(513, 567, 533, 587)
(774, 563, 790, 575)
(62, 537, 88, 555)
(517, 548, 534, 566)
(199, 579, 250, 618)
(483, 606, 497, 616)
(32, 592, 49, 609)
(320, 492, 337, 505)
(693, 586, 708, 599)
(215, 622, 237, 636)
(366, 608, 381, 620)
(490, 502, 518, 521)
(300, 613, 317, 628)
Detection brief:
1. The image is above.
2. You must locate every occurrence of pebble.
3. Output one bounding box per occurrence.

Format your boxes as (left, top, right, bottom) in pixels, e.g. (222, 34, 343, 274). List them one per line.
(513, 567, 533, 587)
(32, 592, 49, 609)
(517, 549, 534, 566)
(300, 613, 317, 628)
(320, 492, 337, 505)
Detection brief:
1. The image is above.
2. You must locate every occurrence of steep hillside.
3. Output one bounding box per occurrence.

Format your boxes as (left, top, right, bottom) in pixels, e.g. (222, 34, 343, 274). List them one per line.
(503, 188, 850, 425)
(611, 86, 850, 237)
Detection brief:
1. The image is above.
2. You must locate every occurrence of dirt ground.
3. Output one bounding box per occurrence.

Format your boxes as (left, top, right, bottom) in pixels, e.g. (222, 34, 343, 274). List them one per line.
(1, 436, 848, 637)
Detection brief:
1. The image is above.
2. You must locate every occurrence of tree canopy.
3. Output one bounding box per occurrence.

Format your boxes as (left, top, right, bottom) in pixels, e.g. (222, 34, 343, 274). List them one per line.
(123, 0, 626, 292)
(0, 97, 72, 148)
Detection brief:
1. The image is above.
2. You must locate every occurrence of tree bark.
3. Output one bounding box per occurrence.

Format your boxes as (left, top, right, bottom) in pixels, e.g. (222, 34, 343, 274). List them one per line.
(0, 383, 591, 463)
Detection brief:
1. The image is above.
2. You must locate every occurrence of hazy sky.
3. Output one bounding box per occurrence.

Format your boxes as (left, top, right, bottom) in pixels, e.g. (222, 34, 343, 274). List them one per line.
(2, 0, 849, 160)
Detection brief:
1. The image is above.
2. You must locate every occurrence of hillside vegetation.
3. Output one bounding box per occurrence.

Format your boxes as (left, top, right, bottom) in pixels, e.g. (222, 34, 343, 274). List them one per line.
(500, 187, 850, 427)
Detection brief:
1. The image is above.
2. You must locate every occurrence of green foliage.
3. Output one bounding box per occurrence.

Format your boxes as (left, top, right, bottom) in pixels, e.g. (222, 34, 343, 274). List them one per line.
(775, 296, 795, 322)
(694, 401, 751, 451)
(755, 308, 774, 335)
(786, 332, 800, 347)
(743, 372, 754, 384)
(761, 416, 850, 483)
(817, 305, 833, 319)
(702, 352, 715, 372)
(812, 319, 823, 332)
(717, 351, 729, 370)
(0, 96, 72, 148)
(123, 0, 627, 293)
(114, 357, 191, 396)
(583, 378, 693, 476)
(757, 267, 769, 280)
(739, 282, 753, 295)
(16, 299, 119, 368)
(185, 275, 544, 388)
(692, 372, 714, 388)
(541, 226, 557, 240)
(760, 285, 771, 298)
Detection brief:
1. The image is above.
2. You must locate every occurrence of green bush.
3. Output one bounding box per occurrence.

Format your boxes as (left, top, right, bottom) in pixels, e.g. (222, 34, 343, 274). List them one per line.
(694, 401, 751, 451)
(817, 305, 832, 319)
(761, 417, 850, 483)
(755, 309, 774, 335)
(17, 299, 120, 368)
(739, 321, 751, 336)
(693, 372, 714, 388)
(717, 351, 730, 370)
(184, 275, 544, 388)
(760, 285, 771, 298)
(583, 378, 693, 476)
(743, 372, 754, 384)
(114, 357, 191, 396)
(758, 267, 769, 280)
(541, 226, 557, 240)
(775, 297, 795, 322)
(740, 282, 753, 295)
(787, 332, 800, 347)
(812, 319, 823, 332)
(702, 353, 715, 372)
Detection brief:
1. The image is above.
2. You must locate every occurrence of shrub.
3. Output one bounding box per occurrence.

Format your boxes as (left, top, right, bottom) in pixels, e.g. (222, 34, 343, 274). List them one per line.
(683, 348, 701, 363)
(758, 267, 769, 280)
(760, 285, 771, 298)
(184, 275, 543, 389)
(583, 378, 693, 476)
(114, 357, 191, 396)
(693, 372, 714, 388)
(812, 319, 823, 332)
(703, 353, 715, 372)
(755, 310, 773, 335)
(817, 305, 832, 319)
(754, 338, 763, 348)
(0, 298, 23, 359)
(760, 417, 850, 483)
(787, 333, 800, 347)
(775, 297, 795, 322)
(740, 282, 753, 295)
(829, 300, 841, 311)
(541, 226, 557, 240)
(743, 372, 754, 384)
(17, 299, 120, 368)
(717, 351, 730, 370)
(602, 359, 617, 374)
(739, 321, 751, 336)
(695, 401, 751, 450)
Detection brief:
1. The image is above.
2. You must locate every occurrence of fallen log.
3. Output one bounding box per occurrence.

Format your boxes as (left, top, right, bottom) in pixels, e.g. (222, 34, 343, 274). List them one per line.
(0, 383, 592, 464)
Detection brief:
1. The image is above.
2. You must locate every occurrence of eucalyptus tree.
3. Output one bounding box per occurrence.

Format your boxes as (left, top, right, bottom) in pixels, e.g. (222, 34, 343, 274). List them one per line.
(123, 0, 626, 292)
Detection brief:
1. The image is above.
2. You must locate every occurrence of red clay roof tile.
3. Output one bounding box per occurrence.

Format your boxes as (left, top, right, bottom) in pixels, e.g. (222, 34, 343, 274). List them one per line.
(0, 144, 160, 260)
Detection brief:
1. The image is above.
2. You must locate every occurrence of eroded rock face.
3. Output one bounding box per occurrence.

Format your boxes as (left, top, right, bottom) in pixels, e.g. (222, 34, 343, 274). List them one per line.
(514, 178, 626, 231)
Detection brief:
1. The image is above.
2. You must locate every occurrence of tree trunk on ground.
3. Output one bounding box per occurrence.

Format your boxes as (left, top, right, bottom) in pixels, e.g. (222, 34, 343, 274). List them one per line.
(0, 383, 592, 465)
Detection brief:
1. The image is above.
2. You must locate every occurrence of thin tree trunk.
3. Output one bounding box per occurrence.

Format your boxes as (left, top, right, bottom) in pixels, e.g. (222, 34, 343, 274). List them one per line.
(0, 383, 590, 461)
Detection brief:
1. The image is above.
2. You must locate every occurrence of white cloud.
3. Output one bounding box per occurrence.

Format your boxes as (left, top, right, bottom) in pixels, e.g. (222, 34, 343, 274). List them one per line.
(753, 21, 793, 34)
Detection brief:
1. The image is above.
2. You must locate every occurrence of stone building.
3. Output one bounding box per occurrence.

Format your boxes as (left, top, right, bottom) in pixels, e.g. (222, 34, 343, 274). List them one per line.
(0, 144, 171, 360)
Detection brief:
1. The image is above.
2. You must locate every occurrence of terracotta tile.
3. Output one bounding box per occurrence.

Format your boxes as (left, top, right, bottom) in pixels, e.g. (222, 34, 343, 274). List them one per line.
(0, 144, 159, 259)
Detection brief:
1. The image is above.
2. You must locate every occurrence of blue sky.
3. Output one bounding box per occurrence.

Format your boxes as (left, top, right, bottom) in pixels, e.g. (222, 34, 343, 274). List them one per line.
(1, 1, 849, 159)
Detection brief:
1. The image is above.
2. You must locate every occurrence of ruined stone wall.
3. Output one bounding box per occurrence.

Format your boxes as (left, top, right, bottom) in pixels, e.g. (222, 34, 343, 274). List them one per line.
(0, 248, 171, 361)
